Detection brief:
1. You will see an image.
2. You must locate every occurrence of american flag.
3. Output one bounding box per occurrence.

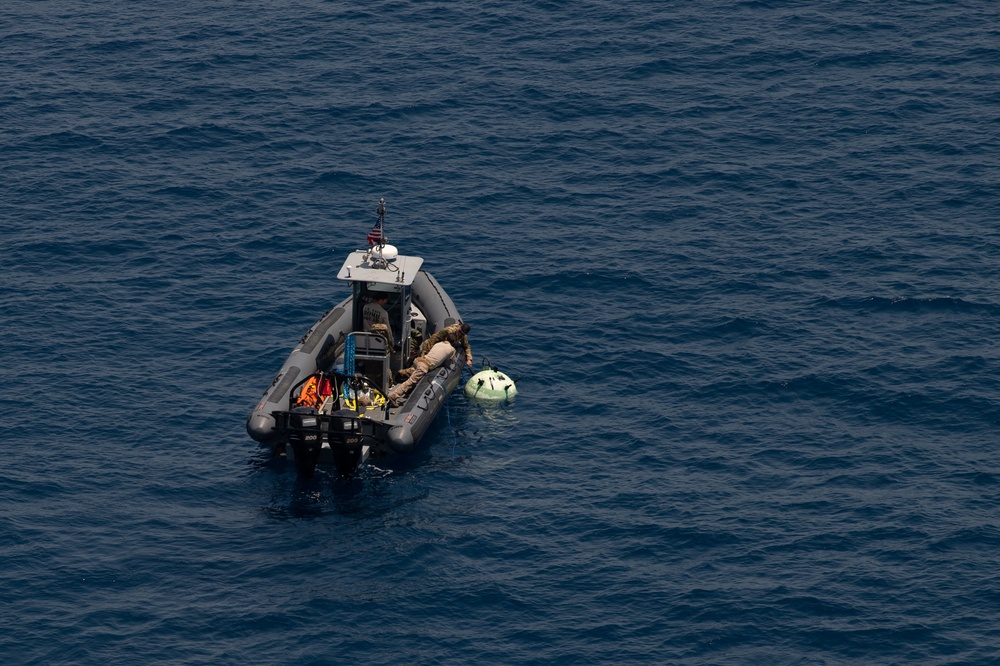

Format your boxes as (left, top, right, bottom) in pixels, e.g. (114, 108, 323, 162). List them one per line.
(366, 217, 383, 245)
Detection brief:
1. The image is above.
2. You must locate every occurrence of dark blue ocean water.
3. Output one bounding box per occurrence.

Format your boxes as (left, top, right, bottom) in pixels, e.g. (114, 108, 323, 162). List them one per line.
(3, 1, 1000, 663)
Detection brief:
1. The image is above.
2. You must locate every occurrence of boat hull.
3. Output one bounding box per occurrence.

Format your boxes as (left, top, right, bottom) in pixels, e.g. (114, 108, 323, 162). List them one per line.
(247, 267, 464, 477)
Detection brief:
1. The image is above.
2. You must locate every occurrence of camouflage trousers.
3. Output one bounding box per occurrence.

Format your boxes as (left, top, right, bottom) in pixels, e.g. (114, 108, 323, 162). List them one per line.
(369, 323, 393, 350)
(387, 357, 431, 403)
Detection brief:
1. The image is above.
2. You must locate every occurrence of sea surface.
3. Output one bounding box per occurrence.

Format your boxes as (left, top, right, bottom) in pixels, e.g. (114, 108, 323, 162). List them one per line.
(3, 1, 1000, 664)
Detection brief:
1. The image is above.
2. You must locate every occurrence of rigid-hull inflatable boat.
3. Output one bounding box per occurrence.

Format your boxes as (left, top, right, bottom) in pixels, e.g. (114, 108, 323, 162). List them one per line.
(246, 200, 464, 478)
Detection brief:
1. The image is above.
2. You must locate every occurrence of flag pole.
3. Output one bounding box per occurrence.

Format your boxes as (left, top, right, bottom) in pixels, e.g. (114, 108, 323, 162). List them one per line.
(374, 198, 386, 248)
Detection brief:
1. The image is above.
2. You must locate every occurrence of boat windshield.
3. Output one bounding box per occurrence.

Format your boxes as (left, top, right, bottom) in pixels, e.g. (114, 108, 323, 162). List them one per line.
(353, 282, 410, 367)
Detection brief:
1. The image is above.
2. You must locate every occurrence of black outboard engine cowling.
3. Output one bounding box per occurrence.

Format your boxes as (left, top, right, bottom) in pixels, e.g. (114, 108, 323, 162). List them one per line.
(287, 406, 324, 479)
(328, 409, 366, 479)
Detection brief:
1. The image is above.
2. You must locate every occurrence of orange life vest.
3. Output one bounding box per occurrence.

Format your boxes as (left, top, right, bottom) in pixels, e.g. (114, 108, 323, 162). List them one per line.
(293, 374, 333, 408)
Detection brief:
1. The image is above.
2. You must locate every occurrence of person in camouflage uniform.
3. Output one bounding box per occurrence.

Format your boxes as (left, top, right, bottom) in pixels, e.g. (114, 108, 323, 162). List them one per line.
(419, 322, 472, 368)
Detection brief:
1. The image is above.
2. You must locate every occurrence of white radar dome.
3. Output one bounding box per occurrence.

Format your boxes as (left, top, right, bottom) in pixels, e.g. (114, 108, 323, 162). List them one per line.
(375, 244, 398, 261)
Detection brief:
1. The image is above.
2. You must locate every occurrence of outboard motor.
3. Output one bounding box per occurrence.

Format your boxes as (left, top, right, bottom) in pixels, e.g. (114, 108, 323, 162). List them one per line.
(328, 409, 366, 479)
(287, 406, 324, 479)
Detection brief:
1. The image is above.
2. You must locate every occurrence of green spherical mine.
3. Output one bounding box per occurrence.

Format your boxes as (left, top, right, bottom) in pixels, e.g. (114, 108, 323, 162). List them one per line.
(464, 368, 518, 404)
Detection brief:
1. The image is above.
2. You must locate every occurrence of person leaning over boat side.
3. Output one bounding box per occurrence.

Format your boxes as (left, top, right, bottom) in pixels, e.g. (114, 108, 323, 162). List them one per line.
(362, 293, 395, 350)
(387, 341, 456, 406)
(419, 322, 472, 368)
